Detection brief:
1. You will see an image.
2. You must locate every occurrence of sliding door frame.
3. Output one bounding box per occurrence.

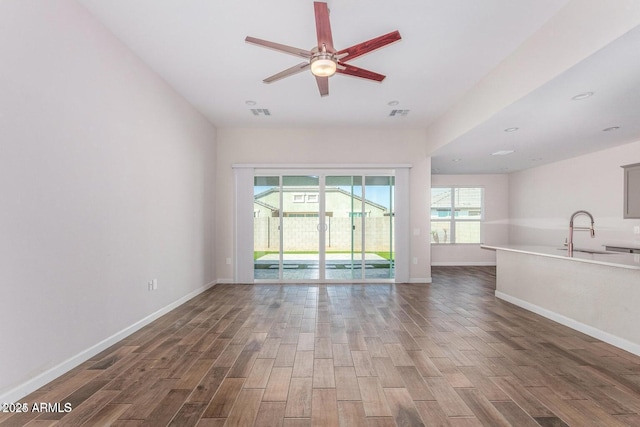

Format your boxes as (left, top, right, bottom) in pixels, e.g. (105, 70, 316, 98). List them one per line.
(233, 164, 410, 283)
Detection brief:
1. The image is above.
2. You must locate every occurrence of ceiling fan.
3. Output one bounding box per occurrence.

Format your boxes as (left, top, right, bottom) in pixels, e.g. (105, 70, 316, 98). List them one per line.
(245, 2, 401, 97)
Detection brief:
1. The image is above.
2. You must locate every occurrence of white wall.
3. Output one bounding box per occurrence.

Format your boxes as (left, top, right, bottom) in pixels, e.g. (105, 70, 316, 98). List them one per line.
(216, 128, 431, 283)
(509, 140, 640, 249)
(431, 174, 509, 265)
(0, 0, 217, 400)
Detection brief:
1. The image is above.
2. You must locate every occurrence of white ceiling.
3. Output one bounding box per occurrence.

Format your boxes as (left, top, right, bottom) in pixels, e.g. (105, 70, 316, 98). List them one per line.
(431, 23, 640, 174)
(76, 0, 640, 174)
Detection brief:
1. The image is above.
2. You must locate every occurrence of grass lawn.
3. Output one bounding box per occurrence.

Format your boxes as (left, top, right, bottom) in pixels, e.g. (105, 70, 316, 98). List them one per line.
(254, 251, 393, 260)
(253, 251, 280, 260)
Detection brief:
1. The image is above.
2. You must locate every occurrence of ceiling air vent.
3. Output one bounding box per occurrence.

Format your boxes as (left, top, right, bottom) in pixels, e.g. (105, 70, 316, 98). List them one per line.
(389, 109, 410, 117)
(251, 109, 271, 116)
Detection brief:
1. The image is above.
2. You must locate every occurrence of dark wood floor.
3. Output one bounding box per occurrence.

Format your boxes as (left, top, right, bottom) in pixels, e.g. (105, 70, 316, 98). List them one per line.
(3, 266, 640, 426)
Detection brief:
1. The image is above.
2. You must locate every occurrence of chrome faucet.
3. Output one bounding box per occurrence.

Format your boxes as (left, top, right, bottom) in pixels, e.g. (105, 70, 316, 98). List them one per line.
(568, 210, 595, 256)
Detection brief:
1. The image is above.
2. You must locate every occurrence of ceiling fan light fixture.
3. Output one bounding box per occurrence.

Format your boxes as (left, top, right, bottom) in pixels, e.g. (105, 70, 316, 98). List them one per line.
(310, 55, 337, 77)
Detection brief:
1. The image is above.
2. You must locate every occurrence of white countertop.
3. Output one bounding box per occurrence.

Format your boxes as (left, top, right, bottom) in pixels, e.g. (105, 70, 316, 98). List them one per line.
(481, 244, 640, 271)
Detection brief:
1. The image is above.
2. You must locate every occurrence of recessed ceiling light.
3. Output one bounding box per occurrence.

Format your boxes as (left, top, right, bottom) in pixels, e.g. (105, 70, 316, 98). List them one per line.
(602, 126, 620, 132)
(504, 127, 519, 132)
(491, 150, 515, 156)
(571, 92, 594, 101)
(451, 158, 462, 162)
(387, 100, 399, 106)
(245, 100, 257, 106)
(531, 158, 543, 162)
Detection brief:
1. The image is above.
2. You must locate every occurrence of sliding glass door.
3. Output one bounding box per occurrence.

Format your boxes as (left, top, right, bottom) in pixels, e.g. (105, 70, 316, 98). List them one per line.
(281, 175, 320, 280)
(324, 176, 362, 280)
(253, 172, 394, 282)
(253, 176, 280, 280)
(364, 176, 395, 280)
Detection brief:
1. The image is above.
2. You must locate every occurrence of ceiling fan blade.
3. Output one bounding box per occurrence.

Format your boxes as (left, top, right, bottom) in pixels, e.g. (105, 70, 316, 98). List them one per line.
(314, 2, 335, 52)
(245, 36, 312, 59)
(336, 30, 401, 62)
(336, 63, 385, 82)
(315, 75, 329, 97)
(263, 62, 310, 83)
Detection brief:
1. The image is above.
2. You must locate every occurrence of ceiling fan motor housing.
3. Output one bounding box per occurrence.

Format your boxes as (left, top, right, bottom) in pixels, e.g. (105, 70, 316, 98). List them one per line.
(310, 50, 337, 77)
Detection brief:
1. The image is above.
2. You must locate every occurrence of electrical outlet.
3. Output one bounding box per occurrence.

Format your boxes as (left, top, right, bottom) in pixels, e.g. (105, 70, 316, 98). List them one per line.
(412, 257, 418, 265)
(634, 226, 640, 235)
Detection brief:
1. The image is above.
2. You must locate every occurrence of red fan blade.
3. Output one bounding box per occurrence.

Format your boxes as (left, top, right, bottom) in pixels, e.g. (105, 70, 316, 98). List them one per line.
(336, 30, 401, 62)
(315, 75, 329, 97)
(263, 62, 310, 83)
(336, 63, 385, 82)
(245, 36, 312, 59)
(314, 2, 334, 52)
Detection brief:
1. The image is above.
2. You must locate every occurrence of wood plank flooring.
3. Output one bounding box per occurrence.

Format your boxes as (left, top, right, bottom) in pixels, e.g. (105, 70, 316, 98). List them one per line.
(3, 266, 640, 426)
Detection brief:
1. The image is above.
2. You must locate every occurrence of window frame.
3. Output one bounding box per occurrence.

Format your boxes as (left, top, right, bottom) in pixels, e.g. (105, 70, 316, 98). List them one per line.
(430, 186, 484, 245)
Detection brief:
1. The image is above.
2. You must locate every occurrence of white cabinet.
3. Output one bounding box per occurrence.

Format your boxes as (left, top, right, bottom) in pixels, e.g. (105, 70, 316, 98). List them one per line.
(623, 163, 640, 219)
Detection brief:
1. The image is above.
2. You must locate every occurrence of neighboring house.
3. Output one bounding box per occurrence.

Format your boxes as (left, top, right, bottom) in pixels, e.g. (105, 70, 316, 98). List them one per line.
(254, 186, 393, 252)
(253, 186, 389, 218)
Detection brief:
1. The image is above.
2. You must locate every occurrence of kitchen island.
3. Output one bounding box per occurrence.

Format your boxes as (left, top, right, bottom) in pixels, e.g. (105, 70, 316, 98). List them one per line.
(482, 244, 640, 356)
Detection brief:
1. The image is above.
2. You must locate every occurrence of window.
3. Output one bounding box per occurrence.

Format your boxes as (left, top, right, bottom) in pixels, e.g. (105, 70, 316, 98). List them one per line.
(431, 187, 483, 244)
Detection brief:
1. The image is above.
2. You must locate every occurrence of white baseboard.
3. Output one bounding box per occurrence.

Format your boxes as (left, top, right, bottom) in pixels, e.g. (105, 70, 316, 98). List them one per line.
(431, 262, 496, 266)
(408, 277, 432, 284)
(216, 278, 235, 284)
(495, 291, 640, 357)
(1, 281, 216, 404)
